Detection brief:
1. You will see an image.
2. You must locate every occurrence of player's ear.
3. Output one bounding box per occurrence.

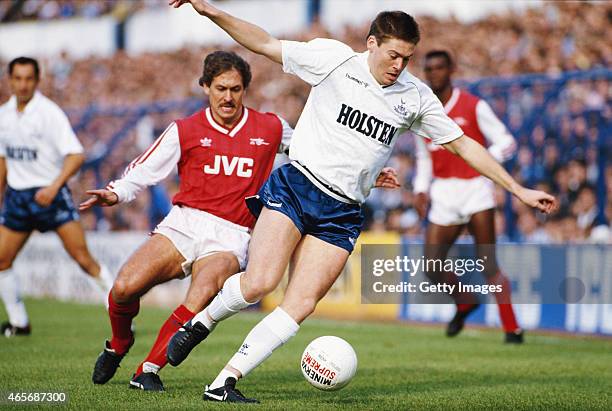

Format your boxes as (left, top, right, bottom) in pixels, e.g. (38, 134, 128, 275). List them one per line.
(202, 83, 210, 96)
(366, 35, 378, 52)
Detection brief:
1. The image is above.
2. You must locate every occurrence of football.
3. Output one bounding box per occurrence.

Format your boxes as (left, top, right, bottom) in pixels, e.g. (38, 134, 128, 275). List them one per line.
(300, 336, 358, 391)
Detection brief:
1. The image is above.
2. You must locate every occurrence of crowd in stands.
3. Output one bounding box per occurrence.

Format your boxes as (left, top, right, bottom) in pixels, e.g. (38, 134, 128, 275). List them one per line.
(0, 2, 609, 242)
(0, 0, 164, 22)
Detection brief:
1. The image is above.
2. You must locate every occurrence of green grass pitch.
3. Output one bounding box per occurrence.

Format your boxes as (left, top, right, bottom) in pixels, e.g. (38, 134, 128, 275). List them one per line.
(1, 299, 611, 410)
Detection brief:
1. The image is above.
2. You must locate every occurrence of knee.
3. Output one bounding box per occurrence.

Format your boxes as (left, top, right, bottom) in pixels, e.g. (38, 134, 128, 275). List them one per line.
(242, 271, 279, 302)
(111, 274, 137, 304)
(213, 256, 239, 289)
(282, 297, 317, 324)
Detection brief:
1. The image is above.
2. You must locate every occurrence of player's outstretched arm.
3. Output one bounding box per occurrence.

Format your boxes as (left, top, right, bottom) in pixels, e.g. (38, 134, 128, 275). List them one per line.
(79, 189, 119, 211)
(443, 135, 557, 213)
(170, 0, 282, 64)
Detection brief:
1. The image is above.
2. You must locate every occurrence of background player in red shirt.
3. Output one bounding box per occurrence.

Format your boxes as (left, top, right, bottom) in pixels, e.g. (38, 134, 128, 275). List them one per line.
(413, 50, 523, 342)
(79, 51, 292, 391)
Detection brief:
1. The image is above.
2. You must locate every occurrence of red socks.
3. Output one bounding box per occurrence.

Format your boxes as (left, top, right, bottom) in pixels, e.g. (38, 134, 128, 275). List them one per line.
(108, 293, 139, 355)
(486, 271, 519, 332)
(135, 305, 195, 376)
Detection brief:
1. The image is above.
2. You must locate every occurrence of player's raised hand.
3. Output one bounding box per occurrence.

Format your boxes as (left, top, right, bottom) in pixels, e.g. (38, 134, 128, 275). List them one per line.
(375, 167, 401, 189)
(79, 189, 119, 211)
(169, 0, 215, 16)
(516, 187, 557, 214)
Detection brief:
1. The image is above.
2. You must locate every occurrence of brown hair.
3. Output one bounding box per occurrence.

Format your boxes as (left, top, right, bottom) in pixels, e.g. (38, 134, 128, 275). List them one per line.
(367, 11, 420, 45)
(199, 51, 251, 88)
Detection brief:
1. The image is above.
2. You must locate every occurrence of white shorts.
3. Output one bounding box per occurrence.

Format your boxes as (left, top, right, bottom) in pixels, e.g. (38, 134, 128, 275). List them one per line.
(153, 205, 251, 277)
(428, 176, 496, 226)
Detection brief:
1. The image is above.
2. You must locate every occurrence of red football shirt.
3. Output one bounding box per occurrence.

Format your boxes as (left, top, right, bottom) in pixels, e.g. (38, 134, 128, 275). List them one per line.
(173, 107, 283, 228)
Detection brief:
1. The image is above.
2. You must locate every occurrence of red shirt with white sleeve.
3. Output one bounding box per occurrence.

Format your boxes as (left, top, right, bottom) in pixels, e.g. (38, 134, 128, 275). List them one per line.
(413, 88, 516, 193)
(108, 107, 292, 228)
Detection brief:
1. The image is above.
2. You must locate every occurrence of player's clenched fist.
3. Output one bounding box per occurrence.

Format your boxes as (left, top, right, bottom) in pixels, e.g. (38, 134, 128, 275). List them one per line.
(79, 189, 119, 211)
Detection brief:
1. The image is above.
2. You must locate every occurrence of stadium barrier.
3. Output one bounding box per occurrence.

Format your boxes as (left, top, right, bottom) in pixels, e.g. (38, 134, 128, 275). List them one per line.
(13, 231, 189, 308)
(262, 234, 612, 335)
(15, 232, 611, 335)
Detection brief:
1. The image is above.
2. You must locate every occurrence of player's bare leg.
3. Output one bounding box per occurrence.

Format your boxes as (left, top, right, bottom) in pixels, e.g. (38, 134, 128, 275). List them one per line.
(424, 222, 477, 304)
(0, 225, 32, 336)
(204, 235, 349, 403)
(92, 233, 185, 385)
(55, 220, 114, 296)
(424, 222, 480, 336)
(467, 208, 522, 343)
(167, 208, 301, 367)
(130, 252, 239, 391)
(240, 209, 302, 302)
(184, 252, 240, 312)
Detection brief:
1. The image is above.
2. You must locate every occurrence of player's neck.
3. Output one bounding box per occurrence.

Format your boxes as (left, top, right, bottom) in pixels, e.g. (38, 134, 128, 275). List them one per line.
(435, 86, 453, 106)
(16, 97, 33, 113)
(210, 106, 244, 130)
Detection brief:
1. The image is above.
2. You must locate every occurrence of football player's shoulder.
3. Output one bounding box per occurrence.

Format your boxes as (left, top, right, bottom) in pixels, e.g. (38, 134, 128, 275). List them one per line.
(400, 71, 437, 103)
(37, 93, 61, 111)
(309, 38, 356, 57)
(35, 94, 71, 126)
(244, 107, 279, 126)
(176, 109, 204, 127)
(458, 89, 480, 105)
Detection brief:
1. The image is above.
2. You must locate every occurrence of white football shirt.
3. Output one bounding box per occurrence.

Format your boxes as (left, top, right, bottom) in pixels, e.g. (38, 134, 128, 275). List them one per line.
(0, 91, 84, 190)
(281, 38, 463, 203)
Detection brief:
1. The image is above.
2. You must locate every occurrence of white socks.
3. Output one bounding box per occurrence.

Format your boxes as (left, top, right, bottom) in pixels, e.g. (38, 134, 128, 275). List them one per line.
(209, 369, 240, 390)
(209, 307, 299, 390)
(0, 268, 29, 328)
(192, 273, 255, 330)
(93, 264, 114, 295)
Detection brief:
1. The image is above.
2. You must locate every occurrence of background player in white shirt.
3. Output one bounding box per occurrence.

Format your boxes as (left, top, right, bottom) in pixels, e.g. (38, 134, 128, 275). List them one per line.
(0, 57, 113, 337)
(413, 50, 522, 342)
(166, 1, 556, 403)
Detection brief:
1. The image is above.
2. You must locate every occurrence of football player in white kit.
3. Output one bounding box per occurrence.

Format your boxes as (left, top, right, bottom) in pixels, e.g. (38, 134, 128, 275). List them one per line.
(0, 57, 113, 337)
(166, 1, 556, 402)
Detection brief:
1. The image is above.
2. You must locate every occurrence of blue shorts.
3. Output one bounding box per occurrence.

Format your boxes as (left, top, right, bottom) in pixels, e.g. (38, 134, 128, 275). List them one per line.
(0, 185, 79, 233)
(246, 163, 363, 253)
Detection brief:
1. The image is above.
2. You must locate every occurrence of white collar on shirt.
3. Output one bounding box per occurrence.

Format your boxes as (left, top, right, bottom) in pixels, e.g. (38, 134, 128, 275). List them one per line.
(8, 91, 43, 115)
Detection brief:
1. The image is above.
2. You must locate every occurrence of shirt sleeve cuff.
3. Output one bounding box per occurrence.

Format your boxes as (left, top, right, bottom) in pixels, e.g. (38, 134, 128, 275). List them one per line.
(106, 183, 128, 204)
(433, 130, 464, 145)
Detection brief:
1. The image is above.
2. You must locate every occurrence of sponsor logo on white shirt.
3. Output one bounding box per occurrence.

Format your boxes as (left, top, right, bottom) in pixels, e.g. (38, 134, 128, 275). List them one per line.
(345, 72, 369, 88)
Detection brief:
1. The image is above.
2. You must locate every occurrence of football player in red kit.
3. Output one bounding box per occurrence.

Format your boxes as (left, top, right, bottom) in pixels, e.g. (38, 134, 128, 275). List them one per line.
(80, 51, 293, 390)
(413, 50, 523, 343)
